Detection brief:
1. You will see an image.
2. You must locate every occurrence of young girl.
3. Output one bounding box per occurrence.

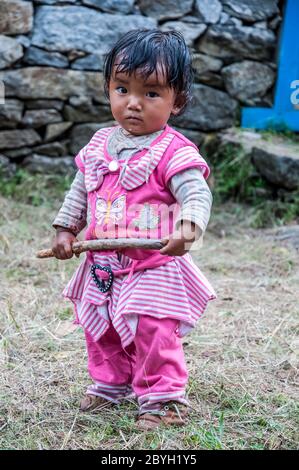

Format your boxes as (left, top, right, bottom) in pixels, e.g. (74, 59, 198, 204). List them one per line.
(52, 29, 216, 430)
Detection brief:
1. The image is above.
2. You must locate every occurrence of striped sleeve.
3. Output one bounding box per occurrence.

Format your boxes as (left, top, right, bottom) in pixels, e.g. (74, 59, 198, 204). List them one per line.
(52, 170, 87, 235)
(164, 146, 210, 185)
(169, 167, 212, 233)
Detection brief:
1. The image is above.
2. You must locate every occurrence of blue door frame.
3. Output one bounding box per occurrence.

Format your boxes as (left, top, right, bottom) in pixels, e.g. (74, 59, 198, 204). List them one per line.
(241, 0, 299, 131)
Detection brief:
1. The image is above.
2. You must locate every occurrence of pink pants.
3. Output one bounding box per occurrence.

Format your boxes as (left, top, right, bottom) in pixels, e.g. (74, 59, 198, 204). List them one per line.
(85, 315, 189, 413)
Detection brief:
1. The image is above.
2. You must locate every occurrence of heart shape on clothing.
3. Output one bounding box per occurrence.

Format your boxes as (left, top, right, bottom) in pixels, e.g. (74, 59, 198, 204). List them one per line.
(91, 264, 114, 293)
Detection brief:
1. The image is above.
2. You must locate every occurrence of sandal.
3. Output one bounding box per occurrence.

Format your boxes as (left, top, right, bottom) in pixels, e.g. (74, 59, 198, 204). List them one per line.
(136, 401, 188, 430)
(79, 394, 113, 412)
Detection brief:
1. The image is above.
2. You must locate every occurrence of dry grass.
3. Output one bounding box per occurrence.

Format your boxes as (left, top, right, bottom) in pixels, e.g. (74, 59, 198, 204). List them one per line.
(0, 194, 298, 450)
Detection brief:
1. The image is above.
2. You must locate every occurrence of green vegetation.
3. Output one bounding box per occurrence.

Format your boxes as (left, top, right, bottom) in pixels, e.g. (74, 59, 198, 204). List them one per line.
(210, 143, 299, 228)
(0, 168, 73, 207)
(210, 144, 266, 202)
(259, 128, 299, 143)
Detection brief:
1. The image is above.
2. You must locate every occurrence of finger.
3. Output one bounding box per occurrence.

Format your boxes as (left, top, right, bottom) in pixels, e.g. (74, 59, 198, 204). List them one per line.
(159, 239, 173, 255)
(56, 246, 67, 259)
(52, 245, 65, 260)
(63, 243, 74, 259)
(161, 238, 187, 256)
(57, 243, 73, 259)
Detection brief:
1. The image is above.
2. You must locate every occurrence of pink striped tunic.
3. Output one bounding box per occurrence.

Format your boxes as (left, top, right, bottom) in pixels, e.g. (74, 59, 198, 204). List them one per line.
(63, 124, 216, 346)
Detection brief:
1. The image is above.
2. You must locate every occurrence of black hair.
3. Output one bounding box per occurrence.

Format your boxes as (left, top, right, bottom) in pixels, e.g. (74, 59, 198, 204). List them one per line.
(103, 29, 194, 115)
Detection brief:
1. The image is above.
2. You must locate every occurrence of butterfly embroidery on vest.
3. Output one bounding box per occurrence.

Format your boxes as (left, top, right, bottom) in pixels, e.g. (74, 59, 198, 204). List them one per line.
(95, 191, 126, 225)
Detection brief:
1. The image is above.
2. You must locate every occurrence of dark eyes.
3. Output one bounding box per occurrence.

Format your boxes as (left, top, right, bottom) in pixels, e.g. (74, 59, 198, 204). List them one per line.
(147, 91, 159, 98)
(116, 86, 127, 94)
(115, 87, 159, 98)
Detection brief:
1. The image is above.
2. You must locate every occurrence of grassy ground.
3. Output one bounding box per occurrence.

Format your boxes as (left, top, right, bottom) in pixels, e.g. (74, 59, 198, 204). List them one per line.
(0, 188, 298, 450)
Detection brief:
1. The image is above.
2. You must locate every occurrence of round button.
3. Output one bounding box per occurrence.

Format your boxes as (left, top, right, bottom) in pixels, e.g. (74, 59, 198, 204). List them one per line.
(108, 160, 119, 172)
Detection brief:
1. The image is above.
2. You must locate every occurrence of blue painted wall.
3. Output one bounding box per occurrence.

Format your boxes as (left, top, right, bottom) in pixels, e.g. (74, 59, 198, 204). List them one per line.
(242, 0, 299, 131)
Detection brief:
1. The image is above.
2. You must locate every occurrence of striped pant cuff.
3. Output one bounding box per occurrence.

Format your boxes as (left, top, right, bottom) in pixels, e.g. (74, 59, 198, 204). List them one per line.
(87, 381, 133, 404)
(138, 391, 189, 414)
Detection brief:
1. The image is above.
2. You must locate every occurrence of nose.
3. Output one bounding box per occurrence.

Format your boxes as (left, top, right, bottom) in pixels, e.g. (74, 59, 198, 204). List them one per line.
(127, 94, 142, 111)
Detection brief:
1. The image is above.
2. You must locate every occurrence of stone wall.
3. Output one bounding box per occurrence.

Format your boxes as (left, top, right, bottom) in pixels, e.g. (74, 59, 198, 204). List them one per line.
(0, 0, 283, 175)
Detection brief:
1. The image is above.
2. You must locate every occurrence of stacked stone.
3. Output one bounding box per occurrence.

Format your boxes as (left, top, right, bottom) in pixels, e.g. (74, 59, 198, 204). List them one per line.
(0, 0, 281, 178)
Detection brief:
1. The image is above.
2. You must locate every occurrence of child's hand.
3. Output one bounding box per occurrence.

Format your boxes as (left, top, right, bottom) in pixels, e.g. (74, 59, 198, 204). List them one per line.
(159, 221, 202, 257)
(52, 228, 78, 260)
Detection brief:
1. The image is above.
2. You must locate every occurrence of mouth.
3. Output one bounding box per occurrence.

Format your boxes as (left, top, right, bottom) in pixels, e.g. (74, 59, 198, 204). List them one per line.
(126, 116, 142, 122)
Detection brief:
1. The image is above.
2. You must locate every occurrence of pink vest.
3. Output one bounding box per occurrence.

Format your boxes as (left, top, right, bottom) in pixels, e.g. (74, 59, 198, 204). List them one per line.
(75, 124, 210, 277)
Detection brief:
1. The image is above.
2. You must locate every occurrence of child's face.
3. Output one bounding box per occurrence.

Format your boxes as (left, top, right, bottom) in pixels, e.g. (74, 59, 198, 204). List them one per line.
(108, 64, 181, 135)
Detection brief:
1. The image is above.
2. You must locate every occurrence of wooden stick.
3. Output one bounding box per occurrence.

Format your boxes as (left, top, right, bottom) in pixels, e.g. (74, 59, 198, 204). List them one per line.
(36, 238, 168, 259)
